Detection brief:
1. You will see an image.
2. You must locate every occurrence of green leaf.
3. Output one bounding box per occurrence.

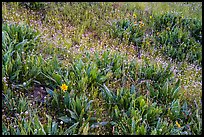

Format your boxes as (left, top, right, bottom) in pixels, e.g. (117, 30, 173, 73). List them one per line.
(130, 84, 136, 94)
(131, 117, 136, 134)
(181, 101, 188, 115)
(85, 100, 93, 112)
(40, 71, 57, 84)
(68, 109, 78, 120)
(75, 96, 82, 115)
(90, 64, 98, 80)
(63, 122, 79, 135)
(53, 90, 59, 106)
(156, 118, 161, 129)
(46, 114, 52, 135)
(90, 121, 109, 129)
(140, 124, 146, 135)
(15, 39, 28, 51)
(102, 84, 114, 101)
(110, 121, 117, 126)
(39, 121, 46, 135)
(20, 125, 27, 135)
(146, 81, 155, 97)
(139, 98, 145, 109)
(52, 73, 62, 85)
(45, 87, 54, 96)
(79, 108, 85, 122)
(82, 122, 89, 135)
(58, 116, 72, 123)
(98, 76, 107, 83)
(172, 79, 180, 98)
(171, 99, 181, 117)
(51, 121, 58, 135)
(114, 105, 119, 119)
(64, 92, 70, 108)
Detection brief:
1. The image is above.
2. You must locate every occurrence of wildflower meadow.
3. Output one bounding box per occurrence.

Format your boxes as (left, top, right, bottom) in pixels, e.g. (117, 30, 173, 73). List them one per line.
(2, 2, 202, 135)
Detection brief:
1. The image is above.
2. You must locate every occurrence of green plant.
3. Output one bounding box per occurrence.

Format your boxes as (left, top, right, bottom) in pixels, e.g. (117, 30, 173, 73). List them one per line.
(153, 12, 202, 65)
(56, 94, 96, 135)
(19, 2, 47, 11)
(111, 19, 145, 46)
(2, 23, 40, 85)
(2, 2, 202, 135)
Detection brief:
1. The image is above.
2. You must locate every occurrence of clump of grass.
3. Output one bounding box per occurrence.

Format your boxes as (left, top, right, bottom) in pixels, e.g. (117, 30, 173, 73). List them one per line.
(2, 23, 40, 86)
(19, 2, 47, 11)
(153, 11, 202, 65)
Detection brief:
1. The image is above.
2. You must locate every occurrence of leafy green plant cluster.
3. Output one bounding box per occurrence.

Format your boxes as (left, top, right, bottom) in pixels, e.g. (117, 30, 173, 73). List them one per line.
(100, 79, 201, 135)
(153, 12, 202, 65)
(2, 23, 65, 92)
(2, 32, 202, 135)
(2, 95, 66, 135)
(2, 23, 40, 84)
(53, 51, 201, 135)
(2, 2, 202, 135)
(110, 19, 145, 46)
(19, 2, 47, 11)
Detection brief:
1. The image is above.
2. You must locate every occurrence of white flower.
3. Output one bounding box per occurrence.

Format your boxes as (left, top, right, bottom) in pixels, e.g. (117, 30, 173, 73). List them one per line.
(3, 77, 6, 82)
(25, 111, 29, 115)
(60, 121, 63, 125)
(23, 82, 26, 86)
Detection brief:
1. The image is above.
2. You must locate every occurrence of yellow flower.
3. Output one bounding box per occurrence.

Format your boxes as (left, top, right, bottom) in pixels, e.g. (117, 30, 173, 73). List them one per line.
(133, 13, 137, 18)
(156, 32, 159, 36)
(150, 16, 152, 19)
(176, 121, 181, 128)
(166, 27, 170, 31)
(61, 84, 68, 92)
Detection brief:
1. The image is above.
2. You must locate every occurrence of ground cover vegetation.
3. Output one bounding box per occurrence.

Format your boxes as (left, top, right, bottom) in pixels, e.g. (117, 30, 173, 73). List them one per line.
(2, 2, 202, 135)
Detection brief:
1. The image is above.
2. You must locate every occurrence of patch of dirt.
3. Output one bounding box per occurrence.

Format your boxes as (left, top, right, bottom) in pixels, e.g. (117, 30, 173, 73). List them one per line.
(27, 85, 47, 103)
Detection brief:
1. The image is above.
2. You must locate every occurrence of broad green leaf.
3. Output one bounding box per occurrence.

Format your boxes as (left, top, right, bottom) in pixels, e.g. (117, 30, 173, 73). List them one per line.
(52, 73, 62, 85)
(114, 105, 119, 119)
(53, 90, 59, 106)
(171, 99, 181, 117)
(98, 76, 107, 83)
(64, 92, 70, 108)
(68, 109, 78, 120)
(85, 100, 93, 112)
(45, 87, 54, 96)
(51, 121, 58, 135)
(103, 84, 114, 101)
(109, 121, 117, 126)
(75, 96, 82, 115)
(58, 116, 72, 123)
(63, 122, 79, 135)
(130, 84, 136, 94)
(90, 121, 109, 128)
(79, 108, 85, 122)
(40, 71, 57, 84)
(131, 117, 136, 135)
(140, 124, 146, 135)
(15, 39, 28, 51)
(172, 79, 180, 98)
(46, 114, 52, 135)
